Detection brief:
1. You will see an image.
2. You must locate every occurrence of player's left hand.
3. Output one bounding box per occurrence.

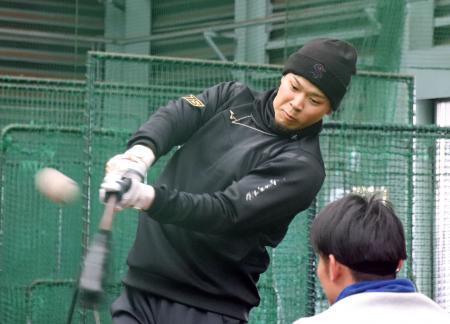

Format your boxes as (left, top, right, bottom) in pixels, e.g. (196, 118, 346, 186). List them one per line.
(100, 176, 155, 211)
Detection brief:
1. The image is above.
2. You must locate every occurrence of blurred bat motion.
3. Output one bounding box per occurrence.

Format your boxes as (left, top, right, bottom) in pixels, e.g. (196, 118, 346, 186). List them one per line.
(78, 177, 131, 308)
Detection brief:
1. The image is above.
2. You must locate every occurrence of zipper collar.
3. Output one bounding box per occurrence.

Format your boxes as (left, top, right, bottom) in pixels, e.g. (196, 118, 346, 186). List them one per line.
(229, 110, 276, 137)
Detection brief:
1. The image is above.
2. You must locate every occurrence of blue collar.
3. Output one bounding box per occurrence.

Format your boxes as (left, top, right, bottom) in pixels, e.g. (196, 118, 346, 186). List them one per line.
(336, 278, 416, 302)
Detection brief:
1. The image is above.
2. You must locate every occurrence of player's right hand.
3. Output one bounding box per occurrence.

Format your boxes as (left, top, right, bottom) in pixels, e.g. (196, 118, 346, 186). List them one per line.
(99, 145, 155, 204)
(100, 176, 155, 211)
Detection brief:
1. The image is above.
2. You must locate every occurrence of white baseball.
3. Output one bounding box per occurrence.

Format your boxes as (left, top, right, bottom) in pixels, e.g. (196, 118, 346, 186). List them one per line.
(35, 168, 80, 205)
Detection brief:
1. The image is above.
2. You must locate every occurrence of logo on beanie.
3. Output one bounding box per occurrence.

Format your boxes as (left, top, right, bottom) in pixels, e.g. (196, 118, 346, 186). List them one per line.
(311, 63, 326, 79)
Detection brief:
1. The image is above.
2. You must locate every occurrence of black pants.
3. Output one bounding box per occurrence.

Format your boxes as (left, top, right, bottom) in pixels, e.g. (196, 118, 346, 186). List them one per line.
(111, 286, 247, 324)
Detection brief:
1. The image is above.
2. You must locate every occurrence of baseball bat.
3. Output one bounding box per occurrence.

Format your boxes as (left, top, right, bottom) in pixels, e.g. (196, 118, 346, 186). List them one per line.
(78, 177, 131, 308)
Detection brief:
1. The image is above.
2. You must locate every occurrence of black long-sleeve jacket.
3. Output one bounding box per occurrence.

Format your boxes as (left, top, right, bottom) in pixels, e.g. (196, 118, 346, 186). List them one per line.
(124, 81, 325, 321)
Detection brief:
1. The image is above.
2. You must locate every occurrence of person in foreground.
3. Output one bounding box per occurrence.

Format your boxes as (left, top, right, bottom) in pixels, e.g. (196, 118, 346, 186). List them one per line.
(100, 38, 357, 324)
(294, 194, 450, 323)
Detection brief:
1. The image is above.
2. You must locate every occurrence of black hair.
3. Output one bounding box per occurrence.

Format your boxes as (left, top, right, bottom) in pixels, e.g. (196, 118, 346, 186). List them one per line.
(310, 194, 407, 279)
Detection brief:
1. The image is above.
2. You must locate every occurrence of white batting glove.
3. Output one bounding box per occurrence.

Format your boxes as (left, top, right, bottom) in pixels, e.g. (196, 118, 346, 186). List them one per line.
(100, 177, 155, 211)
(100, 145, 155, 204)
(105, 145, 155, 180)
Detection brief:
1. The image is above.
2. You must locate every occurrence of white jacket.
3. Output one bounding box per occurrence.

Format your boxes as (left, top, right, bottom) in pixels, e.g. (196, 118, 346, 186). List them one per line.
(293, 292, 450, 324)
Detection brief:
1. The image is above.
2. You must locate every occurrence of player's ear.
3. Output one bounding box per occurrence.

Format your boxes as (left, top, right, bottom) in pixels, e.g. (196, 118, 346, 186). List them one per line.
(396, 259, 404, 273)
(328, 254, 344, 281)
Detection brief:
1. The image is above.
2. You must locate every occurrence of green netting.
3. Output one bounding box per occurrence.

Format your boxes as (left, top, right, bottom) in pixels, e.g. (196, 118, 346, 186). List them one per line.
(2, 123, 449, 324)
(86, 51, 414, 127)
(316, 123, 450, 310)
(0, 1, 104, 79)
(0, 52, 448, 323)
(82, 52, 420, 323)
(0, 76, 85, 132)
(0, 126, 84, 323)
(277, 0, 449, 107)
(2, 0, 449, 78)
(0, 0, 449, 321)
(0, 126, 139, 324)
(282, 0, 431, 71)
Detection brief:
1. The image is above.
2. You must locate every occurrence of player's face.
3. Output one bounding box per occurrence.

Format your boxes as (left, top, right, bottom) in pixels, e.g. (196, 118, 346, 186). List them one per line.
(273, 73, 331, 131)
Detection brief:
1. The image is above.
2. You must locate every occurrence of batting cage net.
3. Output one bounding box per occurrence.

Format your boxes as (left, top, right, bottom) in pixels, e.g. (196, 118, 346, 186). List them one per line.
(0, 52, 449, 323)
(1, 1, 449, 79)
(0, 77, 85, 131)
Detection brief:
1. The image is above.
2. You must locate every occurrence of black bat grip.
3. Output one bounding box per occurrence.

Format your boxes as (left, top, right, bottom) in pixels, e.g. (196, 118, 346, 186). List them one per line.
(78, 194, 118, 308)
(78, 229, 111, 308)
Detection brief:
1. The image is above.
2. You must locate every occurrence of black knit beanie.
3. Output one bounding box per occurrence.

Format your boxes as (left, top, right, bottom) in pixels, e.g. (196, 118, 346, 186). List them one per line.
(282, 38, 357, 111)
